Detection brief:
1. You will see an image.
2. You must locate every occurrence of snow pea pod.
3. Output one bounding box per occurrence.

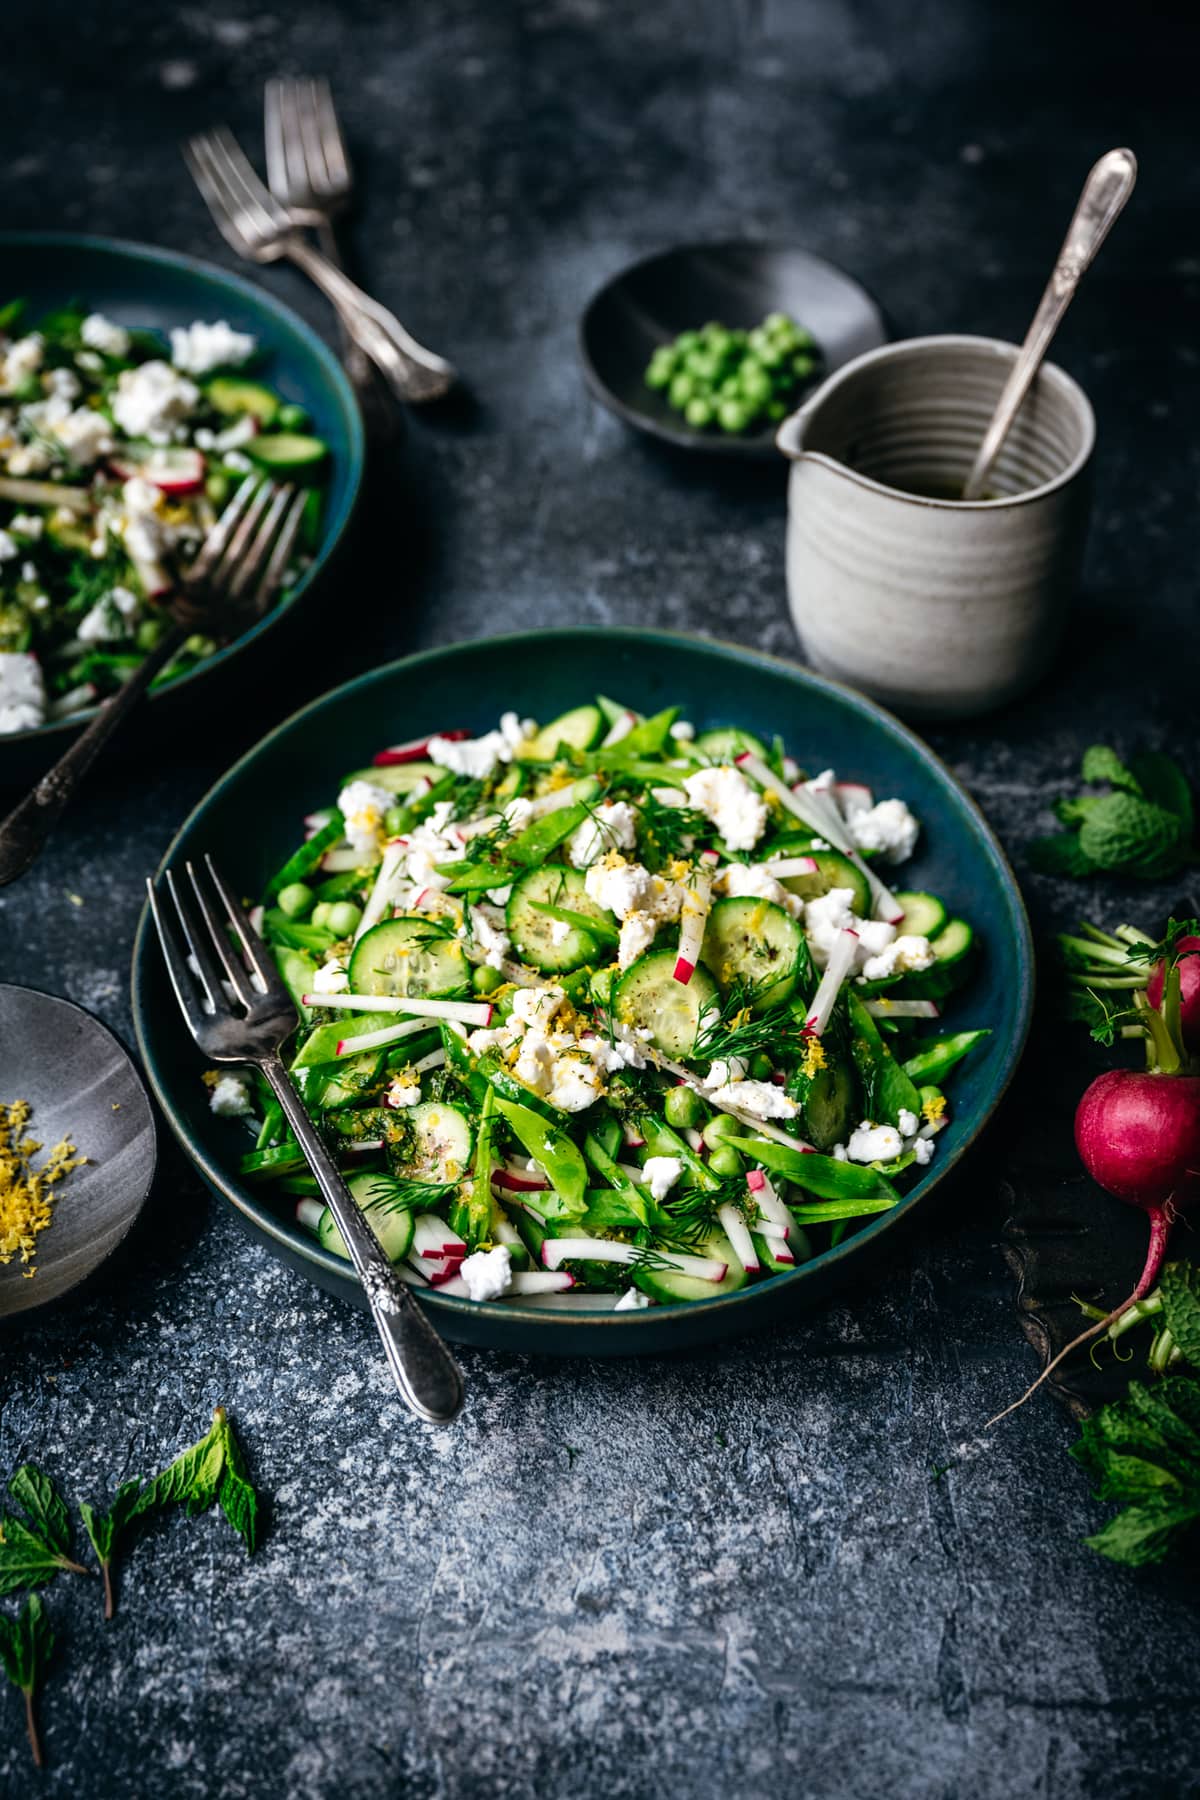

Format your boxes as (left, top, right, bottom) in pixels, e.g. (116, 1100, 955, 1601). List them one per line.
(847, 993, 921, 1127)
(264, 812, 346, 900)
(727, 1138, 899, 1204)
(497, 1097, 589, 1210)
(902, 1030, 990, 1086)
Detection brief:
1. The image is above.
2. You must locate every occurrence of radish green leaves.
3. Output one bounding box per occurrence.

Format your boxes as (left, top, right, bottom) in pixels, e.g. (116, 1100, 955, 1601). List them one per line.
(1031, 745, 1195, 879)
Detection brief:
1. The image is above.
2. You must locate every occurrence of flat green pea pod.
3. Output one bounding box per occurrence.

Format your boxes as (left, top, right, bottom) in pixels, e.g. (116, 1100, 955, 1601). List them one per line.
(902, 1030, 989, 1087)
(640, 1114, 718, 1190)
(454, 1087, 500, 1249)
(264, 813, 346, 901)
(582, 1130, 656, 1231)
(497, 1097, 589, 1211)
(606, 706, 678, 757)
(847, 993, 921, 1127)
(727, 1138, 899, 1208)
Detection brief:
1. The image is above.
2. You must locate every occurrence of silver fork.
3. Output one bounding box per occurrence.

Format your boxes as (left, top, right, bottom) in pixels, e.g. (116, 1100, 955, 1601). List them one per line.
(185, 125, 456, 406)
(147, 854, 465, 1424)
(0, 477, 307, 888)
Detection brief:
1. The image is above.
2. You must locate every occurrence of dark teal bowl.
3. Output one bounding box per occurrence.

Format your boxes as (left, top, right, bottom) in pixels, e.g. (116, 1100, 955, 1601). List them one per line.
(0, 232, 364, 757)
(131, 629, 1034, 1354)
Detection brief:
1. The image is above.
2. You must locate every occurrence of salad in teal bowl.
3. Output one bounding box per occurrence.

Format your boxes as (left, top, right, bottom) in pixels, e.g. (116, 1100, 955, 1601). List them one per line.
(0, 234, 363, 752)
(132, 629, 1033, 1355)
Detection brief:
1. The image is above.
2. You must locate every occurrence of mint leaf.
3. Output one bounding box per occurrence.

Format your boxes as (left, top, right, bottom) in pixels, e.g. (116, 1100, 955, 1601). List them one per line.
(0, 1593, 54, 1768)
(1161, 1263, 1200, 1368)
(1055, 794, 1107, 826)
(1073, 1377, 1200, 1566)
(1128, 750, 1193, 836)
(1081, 745, 1141, 792)
(1028, 833, 1098, 877)
(1084, 1495, 1200, 1567)
(7, 1467, 72, 1562)
(80, 1481, 142, 1621)
(1077, 792, 1184, 875)
(0, 1510, 86, 1597)
(215, 1417, 260, 1555)
(130, 1416, 226, 1522)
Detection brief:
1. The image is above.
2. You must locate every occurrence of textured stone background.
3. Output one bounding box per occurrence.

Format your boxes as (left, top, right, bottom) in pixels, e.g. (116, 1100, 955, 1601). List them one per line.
(1, 1, 1199, 1795)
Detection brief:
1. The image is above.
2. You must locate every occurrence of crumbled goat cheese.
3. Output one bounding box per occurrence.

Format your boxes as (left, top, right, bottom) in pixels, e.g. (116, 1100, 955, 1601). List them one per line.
(459, 1244, 513, 1302)
(210, 1074, 253, 1117)
(8, 513, 42, 538)
(213, 414, 258, 452)
(111, 361, 199, 442)
(548, 919, 572, 946)
(642, 1155, 683, 1201)
(584, 855, 681, 922)
(501, 796, 533, 832)
(466, 1025, 512, 1057)
(897, 1108, 920, 1138)
(427, 729, 512, 779)
(0, 651, 45, 733)
(618, 909, 658, 969)
(1, 335, 44, 389)
(510, 984, 566, 1032)
(859, 934, 936, 983)
(847, 797, 920, 865)
(5, 444, 52, 475)
(311, 959, 349, 994)
(46, 366, 82, 400)
(669, 720, 695, 740)
(385, 1074, 423, 1108)
(682, 765, 767, 851)
(75, 349, 104, 374)
(337, 779, 394, 861)
(0, 531, 17, 562)
(702, 1069, 799, 1121)
(499, 710, 535, 749)
(80, 314, 131, 358)
(169, 319, 257, 376)
(52, 406, 114, 464)
(913, 1137, 935, 1166)
(77, 585, 139, 643)
(470, 906, 511, 969)
(614, 1287, 651, 1310)
(845, 1121, 903, 1163)
(804, 887, 896, 970)
(582, 1032, 646, 1074)
(716, 861, 802, 916)
(400, 800, 462, 892)
(548, 1056, 604, 1112)
(704, 1057, 749, 1088)
(568, 799, 639, 868)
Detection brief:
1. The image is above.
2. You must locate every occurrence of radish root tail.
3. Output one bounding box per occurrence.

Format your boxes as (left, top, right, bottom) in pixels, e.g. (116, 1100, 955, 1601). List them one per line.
(987, 1203, 1171, 1429)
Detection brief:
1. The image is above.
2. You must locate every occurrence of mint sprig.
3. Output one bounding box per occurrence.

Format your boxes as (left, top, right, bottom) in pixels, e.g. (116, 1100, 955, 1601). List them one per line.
(1030, 745, 1196, 879)
(0, 1466, 89, 1598)
(0, 1594, 54, 1768)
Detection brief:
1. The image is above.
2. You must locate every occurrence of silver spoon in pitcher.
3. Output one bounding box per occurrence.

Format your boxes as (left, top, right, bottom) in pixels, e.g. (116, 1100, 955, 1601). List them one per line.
(961, 147, 1137, 501)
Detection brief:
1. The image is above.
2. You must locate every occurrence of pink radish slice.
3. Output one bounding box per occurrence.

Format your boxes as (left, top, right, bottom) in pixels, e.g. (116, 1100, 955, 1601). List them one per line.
(747, 1170, 792, 1237)
(491, 1166, 550, 1193)
(622, 1121, 647, 1149)
(735, 751, 903, 922)
(683, 1128, 705, 1153)
(601, 710, 638, 748)
(717, 1203, 760, 1273)
(806, 929, 859, 1036)
(762, 856, 819, 878)
(248, 904, 265, 936)
(673, 850, 719, 985)
(354, 839, 409, 942)
(372, 729, 468, 766)
(46, 681, 98, 720)
(333, 1018, 437, 1059)
(109, 446, 206, 493)
(308, 993, 493, 1027)
(412, 1214, 467, 1259)
(541, 1238, 727, 1281)
(834, 781, 874, 815)
(410, 1048, 447, 1076)
(509, 1270, 576, 1294)
(343, 1138, 385, 1156)
(321, 846, 364, 873)
(295, 1198, 324, 1233)
(0, 475, 91, 510)
(864, 999, 940, 1020)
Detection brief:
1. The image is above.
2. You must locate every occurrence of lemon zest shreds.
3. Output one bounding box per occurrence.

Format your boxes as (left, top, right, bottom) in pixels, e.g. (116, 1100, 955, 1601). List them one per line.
(922, 1093, 946, 1124)
(0, 1100, 86, 1277)
(801, 1034, 827, 1079)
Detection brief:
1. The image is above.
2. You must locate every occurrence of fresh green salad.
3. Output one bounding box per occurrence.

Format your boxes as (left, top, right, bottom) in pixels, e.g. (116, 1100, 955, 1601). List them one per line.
(0, 300, 329, 733)
(209, 698, 989, 1310)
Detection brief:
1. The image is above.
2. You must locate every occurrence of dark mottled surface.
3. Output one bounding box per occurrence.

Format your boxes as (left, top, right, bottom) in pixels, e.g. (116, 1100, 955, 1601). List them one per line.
(1, 1, 1199, 1795)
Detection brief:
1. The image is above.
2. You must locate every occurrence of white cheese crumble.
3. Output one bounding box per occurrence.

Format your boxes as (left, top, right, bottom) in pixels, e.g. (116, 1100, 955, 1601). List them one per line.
(509, 984, 566, 1031)
(845, 1121, 903, 1163)
(567, 799, 639, 868)
(618, 909, 658, 969)
(584, 855, 681, 922)
(427, 729, 512, 779)
(0, 335, 44, 390)
(210, 1074, 253, 1117)
(682, 765, 767, 851)
(311, 958, 349, 994)
(897, 1108, 919, 1138)
(642, 1155, 683, 1201)
(46, 366, 82, 401)
(0, 531, 17, 562)
(80, 314, 131, 358)
(8, 512, 42, 539)
(385, 1074, 423, 1108)
(459, 1244, 513, 1302)
(169, 319, 257, 375)
(52, 406, 114, 464)
(669, 720, 695, 741)
(804, 887, 896, 970)
(582, 1032, 646, 1074)
(703, 1077, 799, 1121)
(548, 918, 572, 946)
(499, 710, 535, 749)
(614, 1287, 651, 1310)
(859, 934, 936, 983)
(913, 1137, 935, 1165)
(470, 906, 511, 969)
(0, 651, 45, 733)
(111, 360, 199, 442)
(337, 779, 394, 862)
(715, 861, 802, 917)
(847, 797, 920, 865)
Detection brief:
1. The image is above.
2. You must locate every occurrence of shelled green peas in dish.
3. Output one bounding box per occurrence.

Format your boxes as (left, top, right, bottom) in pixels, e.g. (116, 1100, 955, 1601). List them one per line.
(206, 697, 989, 1311)
(0, 299, 331, 733)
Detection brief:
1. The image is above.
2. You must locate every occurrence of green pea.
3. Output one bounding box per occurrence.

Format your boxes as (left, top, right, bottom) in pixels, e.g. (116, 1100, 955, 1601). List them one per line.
(664, 1086, 706, 1130)
(669, 372, 696, 409)
(277, 881, 314, 921)
(706, 328, 733, 359)
(326, 901, 363, 937)
(384, 805, 407, 837)
(135, 617, 165, 652)
(310, 902, 333, 930)
(684, 350, 717, 381)
(183, 634, 217, 657)
(277, 402, 309, 432)
(472, 964, 504, 996)
(739, 368, 771, 406)
(645, 359, 672, 391)
(717, 398, 750, 433)
(205, 472, 231, 507)
(708, 1143, 745, 1178)
(675, 331, 700, 354)
(793, 355, 815, 378)
(749, 1051, 774, 1081)
(685, 397, 714, 428)
(702, 1111, 742, 1148)
(718, 376, 741, 398)
(758, 342, 785, 369)
(765, 311, 792, 334)
(767, 399, 788, 422)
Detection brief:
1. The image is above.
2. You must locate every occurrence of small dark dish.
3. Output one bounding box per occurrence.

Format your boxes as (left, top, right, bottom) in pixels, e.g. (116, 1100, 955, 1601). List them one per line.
(0, 985, 156, 1318)
(579, 241, 887, 459)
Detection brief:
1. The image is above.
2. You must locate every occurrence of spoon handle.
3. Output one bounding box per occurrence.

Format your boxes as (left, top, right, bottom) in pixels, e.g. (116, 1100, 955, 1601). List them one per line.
(961, 147, 1137, 501)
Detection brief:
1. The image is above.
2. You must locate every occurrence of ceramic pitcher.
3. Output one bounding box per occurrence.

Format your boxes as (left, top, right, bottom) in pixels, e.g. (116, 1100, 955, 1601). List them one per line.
(777, 335, 1095, 718)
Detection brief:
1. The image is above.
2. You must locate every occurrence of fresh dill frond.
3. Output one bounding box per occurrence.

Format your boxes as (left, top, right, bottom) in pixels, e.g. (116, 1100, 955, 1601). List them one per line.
(357, 1174, 454, 1215)
(693, 980, 811, 1066)
(632, 789, 712, 872)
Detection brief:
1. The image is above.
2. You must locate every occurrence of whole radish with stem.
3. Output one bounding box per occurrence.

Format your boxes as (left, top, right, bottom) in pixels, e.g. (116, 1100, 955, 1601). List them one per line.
(989, 918, 1200, 1425)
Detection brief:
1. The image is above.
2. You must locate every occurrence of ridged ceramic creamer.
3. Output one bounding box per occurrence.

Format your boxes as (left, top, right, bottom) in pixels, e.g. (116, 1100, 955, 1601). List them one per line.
(777, 335, 1095, 717)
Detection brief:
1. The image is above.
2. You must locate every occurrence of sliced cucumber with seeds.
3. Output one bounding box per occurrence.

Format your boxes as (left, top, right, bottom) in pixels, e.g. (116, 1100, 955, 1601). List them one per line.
(247, 432, 328, 471)
(205, 376, 280, 423)
(615, 948, 718, 1057)
(348, 917, 470, 998)
(931, 918, 973, 966)
(515, 704, 604, 761)
(893, 891, 947, 939)
(701, 896, 803, 1008)
(693, 726, 768, 763)
(775, 849, 870, 919)
(318, 1170, 415, 1263)
(631, 1230, 748, 1304)
(395, 1100, 474, 1182)
(340, 759, 440, 794)
(506, 866, 615, 973)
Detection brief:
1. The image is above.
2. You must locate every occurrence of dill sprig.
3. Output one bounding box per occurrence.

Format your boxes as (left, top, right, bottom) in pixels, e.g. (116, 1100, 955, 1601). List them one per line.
(356, 1174, 455, 1216)
(632, 789, 713, 871)
(693, 981, 811, 1067)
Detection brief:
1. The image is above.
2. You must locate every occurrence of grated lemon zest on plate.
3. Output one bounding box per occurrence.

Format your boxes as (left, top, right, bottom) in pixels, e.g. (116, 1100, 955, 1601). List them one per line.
(0, 1100, 86, 1277)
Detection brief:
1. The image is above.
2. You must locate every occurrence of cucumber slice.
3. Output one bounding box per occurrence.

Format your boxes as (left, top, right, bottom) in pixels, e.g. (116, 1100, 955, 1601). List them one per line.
(317, 1170, 416, 1263)
(247, 432, 328, 471)
(340, 759, 441, 795)
(693, 726, 769, 762)
(796, 1054, 856, 1151)
(701, 896, 803, 1008)
(493, 764, 527, 801)
(776, 849, 871, 919)
(615, 948, 718, 1057)
(515, 704, 604, 761)
(348, 918, 470, 998)
(205, 376, 280, 423)
(631, 1230, 748, 1304)
(397, 1100, 474, 1182)
(931, 918, 973, 966)
(506, 867, 613, 972)
(894, 891, 947, 939)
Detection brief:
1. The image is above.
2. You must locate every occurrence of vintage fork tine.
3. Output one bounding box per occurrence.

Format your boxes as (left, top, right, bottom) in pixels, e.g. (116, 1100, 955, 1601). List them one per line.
(184, 476, 262, 587)
(182, 137, 257, 256)
(145, 879, 214, 1039)
(163, 867, 229, 1016)
(209, 125, 289, 233)
(253, 489, 308, 615)
(297, 78, 333, 195)
(185, 860, 256, 1008)
(225, 483, 296, 603)
(311, 77, 351, 190)
(203, 854, 286, 1000)
(203, 484, 278, 597)
(262, 78, 291, 204)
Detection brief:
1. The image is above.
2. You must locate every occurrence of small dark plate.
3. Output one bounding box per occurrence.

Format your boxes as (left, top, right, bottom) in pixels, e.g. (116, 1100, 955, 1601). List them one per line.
(579, 240, 887, 459)
(0, 985, 156, 1317)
